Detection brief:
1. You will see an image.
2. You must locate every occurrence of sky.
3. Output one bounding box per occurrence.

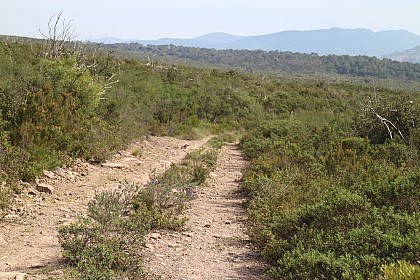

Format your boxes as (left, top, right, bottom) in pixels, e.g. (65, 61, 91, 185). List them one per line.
(1, 0, 420, 41)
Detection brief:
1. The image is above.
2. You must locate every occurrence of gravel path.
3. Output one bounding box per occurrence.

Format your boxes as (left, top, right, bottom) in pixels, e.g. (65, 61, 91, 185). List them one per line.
(144, 143, 266, 279)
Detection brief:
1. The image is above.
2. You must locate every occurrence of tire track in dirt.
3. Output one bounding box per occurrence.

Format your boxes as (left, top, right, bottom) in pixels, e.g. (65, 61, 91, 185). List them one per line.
(0, 136, 210, 279)
(144, 143, 266, 279)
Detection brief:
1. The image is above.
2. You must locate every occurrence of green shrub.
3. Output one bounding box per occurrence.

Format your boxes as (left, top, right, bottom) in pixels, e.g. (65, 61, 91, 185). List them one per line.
(260, 187, 419, 279)
(58, 187, 150, 279)
(133, 148, 218, 229)
(241, 100, 419, 279)
(133, 177, 189, 229)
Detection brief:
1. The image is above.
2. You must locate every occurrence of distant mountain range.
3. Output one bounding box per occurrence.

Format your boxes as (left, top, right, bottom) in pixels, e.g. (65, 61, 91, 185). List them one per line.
(94, 28, 420, 57)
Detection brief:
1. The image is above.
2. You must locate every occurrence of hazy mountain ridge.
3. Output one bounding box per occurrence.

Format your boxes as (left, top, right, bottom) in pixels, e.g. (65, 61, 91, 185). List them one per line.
(93, 28, 420, 57)
(383, 45, 420, 63)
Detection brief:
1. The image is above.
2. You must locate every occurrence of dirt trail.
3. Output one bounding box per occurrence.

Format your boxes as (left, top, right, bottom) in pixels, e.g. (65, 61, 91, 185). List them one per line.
(0, 136, 210, 279)
(0, 138, 265, 279)
(144, 143, 266, 279)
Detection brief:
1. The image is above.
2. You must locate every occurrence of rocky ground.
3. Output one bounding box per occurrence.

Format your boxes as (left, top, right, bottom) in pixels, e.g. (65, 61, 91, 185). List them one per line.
(0, 137, 265, 280)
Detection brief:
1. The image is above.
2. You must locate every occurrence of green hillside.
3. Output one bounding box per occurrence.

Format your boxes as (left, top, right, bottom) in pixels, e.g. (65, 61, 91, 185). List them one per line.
(105, 43, 420, 82)
(1, 38, 419, 279)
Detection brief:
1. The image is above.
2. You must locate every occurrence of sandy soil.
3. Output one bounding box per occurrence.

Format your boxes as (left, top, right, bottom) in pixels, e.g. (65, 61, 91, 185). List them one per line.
(0, 137, 265, 279)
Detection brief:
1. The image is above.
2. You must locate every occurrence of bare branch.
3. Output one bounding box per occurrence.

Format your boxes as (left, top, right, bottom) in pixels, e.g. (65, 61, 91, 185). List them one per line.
(367, 101, 405, 140)
(39, 11, 79, 61)
(3, 38, 13, 63)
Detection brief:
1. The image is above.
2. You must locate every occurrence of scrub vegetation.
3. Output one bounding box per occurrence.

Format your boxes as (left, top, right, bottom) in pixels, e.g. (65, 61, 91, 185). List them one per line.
(1, 26, 419, 279)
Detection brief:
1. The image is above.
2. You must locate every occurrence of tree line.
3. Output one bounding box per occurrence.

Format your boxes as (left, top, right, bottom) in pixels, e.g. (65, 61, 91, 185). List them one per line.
(105, 43, 420, 81)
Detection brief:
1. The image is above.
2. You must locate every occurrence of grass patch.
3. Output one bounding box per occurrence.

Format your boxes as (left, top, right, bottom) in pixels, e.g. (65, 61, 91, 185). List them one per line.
(131, 148, 142, 158)
(207, 131, 240, 149)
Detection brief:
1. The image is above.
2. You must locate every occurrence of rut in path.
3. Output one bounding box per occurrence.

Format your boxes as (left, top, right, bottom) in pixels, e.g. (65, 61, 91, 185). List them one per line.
(144, 143, 266, 279)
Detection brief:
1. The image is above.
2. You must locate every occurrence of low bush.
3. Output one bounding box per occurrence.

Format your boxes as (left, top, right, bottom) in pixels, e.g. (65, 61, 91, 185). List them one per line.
(58, 186, 150, 279)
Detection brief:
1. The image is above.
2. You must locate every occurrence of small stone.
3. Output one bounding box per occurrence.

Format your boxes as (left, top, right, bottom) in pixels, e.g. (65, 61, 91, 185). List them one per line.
(36, 182, 54, 194)
(182, 232, 194, 237)
(101, 162, 128, 169)
(27, 188, 38, 196)
(48, 270, 65, 277)
(54, 167, 68, 177)
(150, 232, 162, 240)
(43, 170, 56, 179)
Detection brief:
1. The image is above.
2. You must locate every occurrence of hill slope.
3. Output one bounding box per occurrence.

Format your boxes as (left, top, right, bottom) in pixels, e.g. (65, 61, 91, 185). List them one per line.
(384, 45, 420, 63)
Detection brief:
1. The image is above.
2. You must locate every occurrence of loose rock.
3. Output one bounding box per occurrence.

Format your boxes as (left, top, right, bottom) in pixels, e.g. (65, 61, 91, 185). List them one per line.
(150, 232, 162, 240)
(35, 183, 54, 194)
(101, 162, 128, 169)
(43, 170, 56, 179)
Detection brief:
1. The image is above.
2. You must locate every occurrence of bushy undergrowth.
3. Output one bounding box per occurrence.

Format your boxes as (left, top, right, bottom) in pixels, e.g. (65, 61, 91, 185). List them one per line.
(2, 38, 420, 279)
(58, 148, 218, 279)
(240, 93, 420, 279)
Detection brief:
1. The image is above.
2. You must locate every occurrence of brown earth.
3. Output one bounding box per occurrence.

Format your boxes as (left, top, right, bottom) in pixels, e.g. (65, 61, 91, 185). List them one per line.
(0, 137, 265, 279)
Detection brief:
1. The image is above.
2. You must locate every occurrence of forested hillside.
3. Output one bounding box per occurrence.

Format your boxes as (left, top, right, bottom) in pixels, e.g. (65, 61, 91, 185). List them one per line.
(1, 38, 419, 279)
(106, 43, 420, 81)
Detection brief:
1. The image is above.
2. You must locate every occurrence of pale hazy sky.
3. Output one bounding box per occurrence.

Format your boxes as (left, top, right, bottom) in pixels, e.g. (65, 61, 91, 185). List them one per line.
(1, 0, 420, 40)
